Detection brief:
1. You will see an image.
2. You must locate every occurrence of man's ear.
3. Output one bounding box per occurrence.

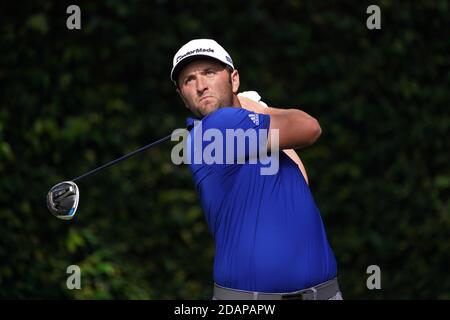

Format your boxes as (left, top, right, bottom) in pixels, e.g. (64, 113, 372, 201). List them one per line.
(231, 69, 240, 94)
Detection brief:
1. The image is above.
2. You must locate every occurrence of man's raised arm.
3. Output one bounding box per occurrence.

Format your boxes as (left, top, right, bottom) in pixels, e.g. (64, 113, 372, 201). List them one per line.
(267, 108, 321, 150)
(237, 95, 322, 150)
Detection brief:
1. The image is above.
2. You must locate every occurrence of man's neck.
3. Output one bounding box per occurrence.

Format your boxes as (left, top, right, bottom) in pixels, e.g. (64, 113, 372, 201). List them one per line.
(231, 94, 242, 108)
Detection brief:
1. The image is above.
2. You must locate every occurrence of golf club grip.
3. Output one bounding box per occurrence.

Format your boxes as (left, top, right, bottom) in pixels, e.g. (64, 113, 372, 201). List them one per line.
(72, 133, 173, 182)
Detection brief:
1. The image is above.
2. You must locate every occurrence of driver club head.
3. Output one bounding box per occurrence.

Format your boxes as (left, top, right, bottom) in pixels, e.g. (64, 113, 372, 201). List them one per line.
(47, 181, 79, 220)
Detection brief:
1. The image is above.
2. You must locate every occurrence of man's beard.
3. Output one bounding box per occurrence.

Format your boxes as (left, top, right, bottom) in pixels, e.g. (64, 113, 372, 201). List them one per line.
(196, 99, 222, 118)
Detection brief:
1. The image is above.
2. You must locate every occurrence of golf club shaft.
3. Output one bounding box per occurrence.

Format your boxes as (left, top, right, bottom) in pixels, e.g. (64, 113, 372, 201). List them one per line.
(72, 133, 173, 182)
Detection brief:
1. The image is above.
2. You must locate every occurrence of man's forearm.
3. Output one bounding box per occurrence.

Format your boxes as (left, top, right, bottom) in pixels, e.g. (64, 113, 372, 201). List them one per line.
(265, 107, 318, 123)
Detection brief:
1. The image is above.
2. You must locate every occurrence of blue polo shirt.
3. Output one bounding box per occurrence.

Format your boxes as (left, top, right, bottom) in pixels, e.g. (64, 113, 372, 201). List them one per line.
(186, 107, 337, 292)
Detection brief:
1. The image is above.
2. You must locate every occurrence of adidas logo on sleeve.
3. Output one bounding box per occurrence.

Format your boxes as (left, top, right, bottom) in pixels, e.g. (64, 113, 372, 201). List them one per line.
(248, 113, 260, 126)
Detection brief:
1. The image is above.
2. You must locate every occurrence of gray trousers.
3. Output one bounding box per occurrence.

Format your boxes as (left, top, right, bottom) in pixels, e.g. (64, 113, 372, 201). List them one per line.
(213, 292, 343, 300)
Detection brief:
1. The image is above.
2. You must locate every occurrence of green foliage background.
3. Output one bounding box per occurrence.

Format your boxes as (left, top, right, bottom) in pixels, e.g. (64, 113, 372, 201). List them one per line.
(0, 0, 448, 299)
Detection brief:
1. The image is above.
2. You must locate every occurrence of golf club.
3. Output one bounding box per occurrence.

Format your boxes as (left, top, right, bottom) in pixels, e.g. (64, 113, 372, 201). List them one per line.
(47, 127, 190, 220)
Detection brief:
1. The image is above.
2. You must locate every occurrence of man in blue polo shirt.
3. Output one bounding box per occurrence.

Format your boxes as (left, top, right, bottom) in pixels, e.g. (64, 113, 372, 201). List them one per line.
(170, 39, 342, 300)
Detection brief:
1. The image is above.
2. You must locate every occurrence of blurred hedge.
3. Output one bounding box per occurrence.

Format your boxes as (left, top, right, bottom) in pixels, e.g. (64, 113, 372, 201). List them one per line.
(0, 0, 448, 299)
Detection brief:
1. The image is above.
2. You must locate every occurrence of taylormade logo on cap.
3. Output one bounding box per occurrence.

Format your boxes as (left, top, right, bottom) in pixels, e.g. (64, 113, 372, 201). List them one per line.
(176, 48, 215, 63)
(171, 39, 234, 83)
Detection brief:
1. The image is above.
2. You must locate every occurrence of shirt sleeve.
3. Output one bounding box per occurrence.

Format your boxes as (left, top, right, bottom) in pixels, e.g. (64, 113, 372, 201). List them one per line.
(200, 107, 271, 163)
(203, 107, 270, 130)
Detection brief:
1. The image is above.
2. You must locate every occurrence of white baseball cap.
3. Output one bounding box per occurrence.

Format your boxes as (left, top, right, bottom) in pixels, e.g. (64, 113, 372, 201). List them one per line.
(170, 39, 234, 84)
